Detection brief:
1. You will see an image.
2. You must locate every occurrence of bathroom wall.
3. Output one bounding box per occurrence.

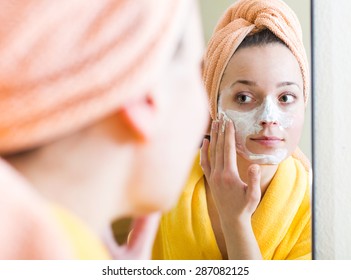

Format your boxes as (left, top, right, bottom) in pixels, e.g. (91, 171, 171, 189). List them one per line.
(313, 0, 351, 259)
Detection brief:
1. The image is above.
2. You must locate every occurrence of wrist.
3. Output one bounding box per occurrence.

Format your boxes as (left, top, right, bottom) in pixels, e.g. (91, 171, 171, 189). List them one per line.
(220, 214, 252, 232)
(220, 218, 262, 260)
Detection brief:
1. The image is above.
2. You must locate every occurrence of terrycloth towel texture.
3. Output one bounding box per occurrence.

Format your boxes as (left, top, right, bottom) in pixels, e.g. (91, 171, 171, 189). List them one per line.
(152, 151, 311, 260)
(0, 0, 187, 154)
(0, 0, 188, 259)
(202, 0, 309, 119)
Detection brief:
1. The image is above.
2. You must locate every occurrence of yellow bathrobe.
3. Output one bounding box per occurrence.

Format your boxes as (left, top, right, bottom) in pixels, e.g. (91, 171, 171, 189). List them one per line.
(152, 152, 311, 260)
(51, 205, 111, 259)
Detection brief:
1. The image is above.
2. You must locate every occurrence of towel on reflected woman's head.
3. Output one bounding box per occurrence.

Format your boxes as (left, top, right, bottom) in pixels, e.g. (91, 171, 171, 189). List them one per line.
(202, 0, 309, 120)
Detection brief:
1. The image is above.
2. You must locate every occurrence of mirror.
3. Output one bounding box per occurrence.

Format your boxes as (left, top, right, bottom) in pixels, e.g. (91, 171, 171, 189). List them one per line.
(197, 0, 313, 259)
(116, 0, 312, 259)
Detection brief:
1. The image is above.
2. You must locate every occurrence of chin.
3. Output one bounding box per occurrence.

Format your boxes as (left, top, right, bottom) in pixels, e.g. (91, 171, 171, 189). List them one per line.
(239, 150, 288, 165)
(249, 156, 282, 165)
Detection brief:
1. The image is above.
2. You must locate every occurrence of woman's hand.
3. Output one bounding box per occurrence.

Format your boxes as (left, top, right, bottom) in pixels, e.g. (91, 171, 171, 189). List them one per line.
(200, 115, 262, 259)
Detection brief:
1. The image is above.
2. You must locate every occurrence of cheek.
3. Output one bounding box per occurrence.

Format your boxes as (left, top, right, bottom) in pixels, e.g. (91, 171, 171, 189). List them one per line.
(133, 75, 208, 212)
(230, 112, 260, 152)
(287, 112, 305, 148)
(234, 127, 248, 149)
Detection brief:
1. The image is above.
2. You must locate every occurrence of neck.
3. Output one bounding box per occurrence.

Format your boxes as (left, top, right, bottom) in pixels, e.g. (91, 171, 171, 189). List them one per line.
(4, 124, 134, 239)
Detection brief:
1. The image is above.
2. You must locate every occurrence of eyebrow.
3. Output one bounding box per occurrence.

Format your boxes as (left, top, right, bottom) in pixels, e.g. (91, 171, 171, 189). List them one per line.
(230, 80, 257, 88)
(229, 80, 301, 89)
(277, 81, 301, 89)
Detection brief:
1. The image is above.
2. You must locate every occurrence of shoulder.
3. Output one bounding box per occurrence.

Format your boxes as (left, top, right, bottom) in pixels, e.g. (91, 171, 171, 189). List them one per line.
(291, 147, 312, 188)
(51, 205, 110, 259)
(0, 159, 72, 259)
(292, 147, 311, 173)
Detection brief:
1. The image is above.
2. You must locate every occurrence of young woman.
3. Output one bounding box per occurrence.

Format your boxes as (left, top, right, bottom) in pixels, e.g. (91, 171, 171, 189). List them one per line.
(0, 0, 208, 259)
(153, 0, 311, 260)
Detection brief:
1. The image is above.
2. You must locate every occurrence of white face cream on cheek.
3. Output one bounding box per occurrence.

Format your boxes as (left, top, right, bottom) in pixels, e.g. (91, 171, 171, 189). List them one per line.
(218, 92, 294, 165)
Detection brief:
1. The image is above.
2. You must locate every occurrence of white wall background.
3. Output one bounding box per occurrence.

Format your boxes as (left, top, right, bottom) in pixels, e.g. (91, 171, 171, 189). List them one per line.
(313, 0, 351, 259)
(199, 0, 312, 161)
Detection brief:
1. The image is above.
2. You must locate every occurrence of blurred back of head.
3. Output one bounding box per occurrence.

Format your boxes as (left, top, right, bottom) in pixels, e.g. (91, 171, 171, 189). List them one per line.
(0, 0, 188, 154)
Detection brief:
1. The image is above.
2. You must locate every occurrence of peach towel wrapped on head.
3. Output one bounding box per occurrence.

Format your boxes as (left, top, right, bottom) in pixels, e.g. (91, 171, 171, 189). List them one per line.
(0, 0, 188, 259)
(0, 0, 188, 154)
(202, 0, 309, 120)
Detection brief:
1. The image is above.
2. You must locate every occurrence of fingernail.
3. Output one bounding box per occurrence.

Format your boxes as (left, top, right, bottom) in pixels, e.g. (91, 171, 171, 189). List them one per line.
(250, 165, 260, 174)
(222, 113, 229, 122)
(212, 121, 218, 132)
(221, 120, 226, 133)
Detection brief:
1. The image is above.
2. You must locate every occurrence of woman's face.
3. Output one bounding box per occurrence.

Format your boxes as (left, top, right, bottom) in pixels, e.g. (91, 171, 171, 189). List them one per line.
(218, 43, 305, 165)
(129, 1, 208, 213)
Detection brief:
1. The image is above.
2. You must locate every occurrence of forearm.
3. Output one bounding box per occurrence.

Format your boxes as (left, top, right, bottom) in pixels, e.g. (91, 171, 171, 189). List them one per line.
(221, 218, 262, 260)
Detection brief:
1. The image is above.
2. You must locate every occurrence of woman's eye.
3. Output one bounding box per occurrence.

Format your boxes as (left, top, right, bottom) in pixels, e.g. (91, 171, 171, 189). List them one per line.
(279, 94, 295, 104)
(235, 93, 253, 104)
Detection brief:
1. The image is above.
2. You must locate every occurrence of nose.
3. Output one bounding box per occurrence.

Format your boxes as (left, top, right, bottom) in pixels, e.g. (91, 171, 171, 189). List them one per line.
(260, 120, 279, 126)
(258, 97, 280, 127)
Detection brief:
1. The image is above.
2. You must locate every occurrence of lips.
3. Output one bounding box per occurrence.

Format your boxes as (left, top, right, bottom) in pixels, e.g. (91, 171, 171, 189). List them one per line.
(251, 136, 283, 141)
(250, 135, 284, 147)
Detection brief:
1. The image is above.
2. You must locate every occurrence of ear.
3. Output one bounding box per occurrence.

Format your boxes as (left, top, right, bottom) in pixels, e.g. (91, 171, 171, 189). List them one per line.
(118, 93, 158, 141)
